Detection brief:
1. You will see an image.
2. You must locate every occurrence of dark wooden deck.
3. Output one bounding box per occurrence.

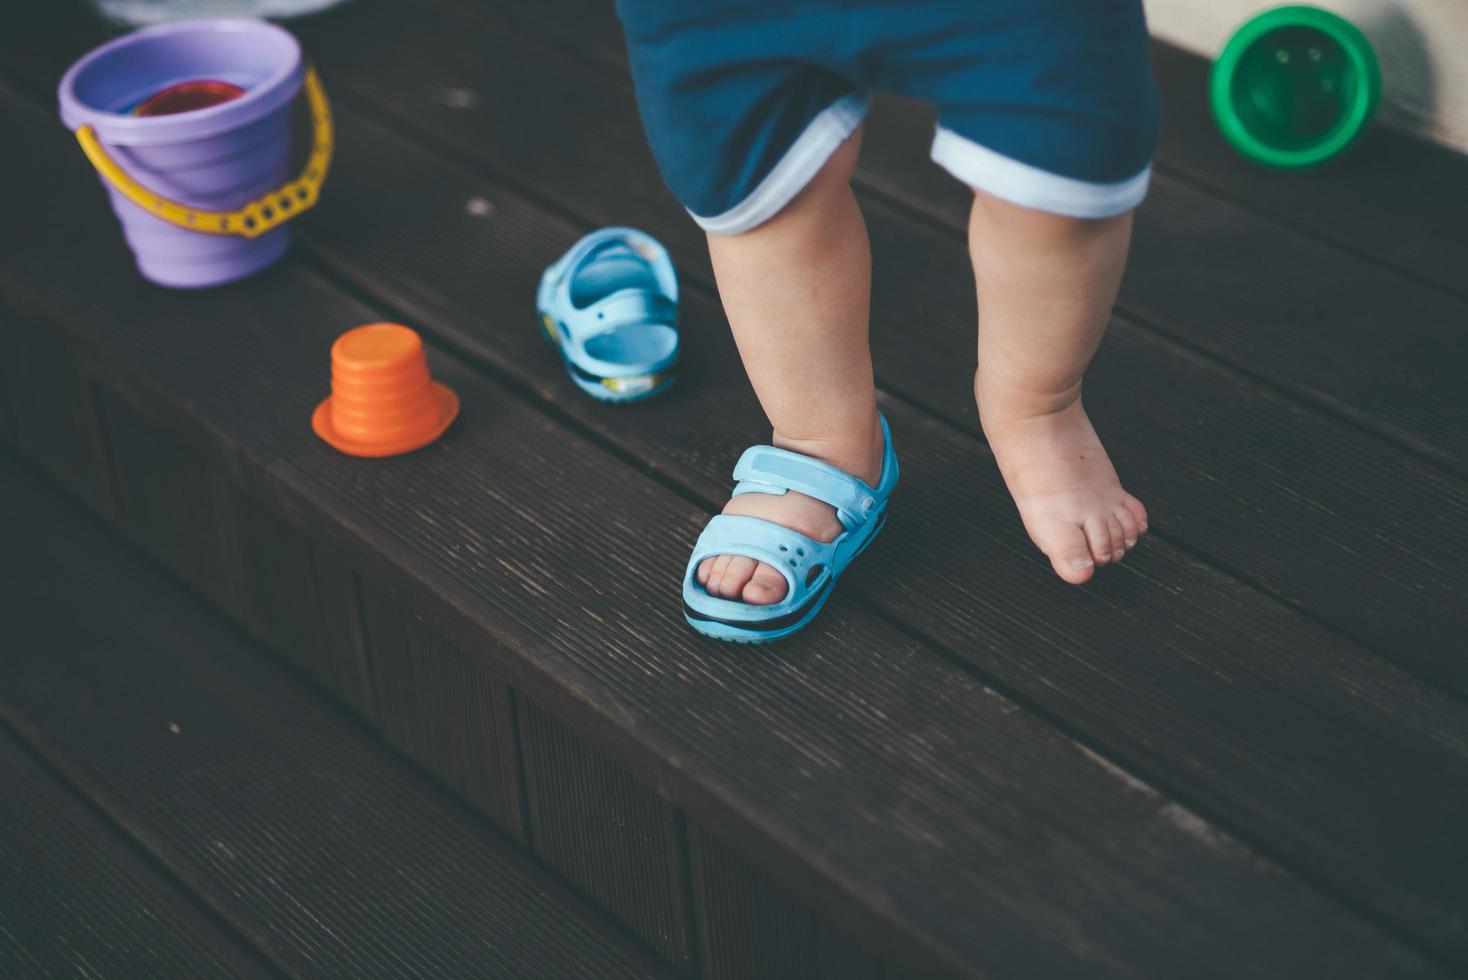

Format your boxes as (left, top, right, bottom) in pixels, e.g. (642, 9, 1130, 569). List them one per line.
(0, 455, 672, 979)
(3, 1, 1467, 977)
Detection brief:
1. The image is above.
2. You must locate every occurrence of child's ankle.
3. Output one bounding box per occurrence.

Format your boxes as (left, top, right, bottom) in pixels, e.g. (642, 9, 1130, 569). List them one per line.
(974, 370, 1083, 425)
(772, 412, 884, 485)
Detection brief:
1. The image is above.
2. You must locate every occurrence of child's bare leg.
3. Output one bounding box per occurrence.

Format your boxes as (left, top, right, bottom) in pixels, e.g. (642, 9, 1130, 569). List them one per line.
(697, 128, 884, 605)
(969, 189, 1148, 584)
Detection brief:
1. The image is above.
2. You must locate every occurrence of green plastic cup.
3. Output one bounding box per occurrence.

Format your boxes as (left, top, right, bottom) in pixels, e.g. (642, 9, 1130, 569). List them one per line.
(1210, 5, 1380, 169)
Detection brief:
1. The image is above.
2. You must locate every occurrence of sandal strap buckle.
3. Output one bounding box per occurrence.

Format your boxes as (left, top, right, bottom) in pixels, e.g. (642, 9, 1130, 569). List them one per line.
(732, 446, 877, 530)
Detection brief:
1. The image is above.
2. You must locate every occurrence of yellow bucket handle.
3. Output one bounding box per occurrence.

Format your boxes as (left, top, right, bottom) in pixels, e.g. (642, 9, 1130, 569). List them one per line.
(74, 65, 333, 240)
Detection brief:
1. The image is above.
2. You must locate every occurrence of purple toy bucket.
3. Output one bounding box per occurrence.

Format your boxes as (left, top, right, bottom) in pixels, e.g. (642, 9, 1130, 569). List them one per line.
(58, 19, 331, 289)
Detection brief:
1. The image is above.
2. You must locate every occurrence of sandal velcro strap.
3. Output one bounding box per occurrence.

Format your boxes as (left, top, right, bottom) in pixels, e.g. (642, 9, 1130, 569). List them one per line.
(731, 446, 878, 530)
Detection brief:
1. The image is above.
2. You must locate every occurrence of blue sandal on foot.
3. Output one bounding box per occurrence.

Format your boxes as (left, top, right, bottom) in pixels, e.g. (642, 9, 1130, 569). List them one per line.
(537, 228, 680, 402)
(683, 415, 898, 643)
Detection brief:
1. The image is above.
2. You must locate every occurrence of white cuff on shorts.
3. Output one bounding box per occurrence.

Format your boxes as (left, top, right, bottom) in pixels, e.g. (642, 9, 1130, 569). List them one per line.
(930, 126, 1150, 219)
(691, 94, 870, 236)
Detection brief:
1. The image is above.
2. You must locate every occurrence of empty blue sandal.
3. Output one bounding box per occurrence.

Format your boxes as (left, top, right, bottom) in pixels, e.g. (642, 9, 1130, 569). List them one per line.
(683, 415, 899, 642)
(537, 228, 680, 402)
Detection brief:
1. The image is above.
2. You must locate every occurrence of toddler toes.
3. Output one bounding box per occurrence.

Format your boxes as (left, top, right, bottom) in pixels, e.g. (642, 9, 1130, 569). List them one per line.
(1115, 505, 1139, 548)
(717, 556, 758, 598)
(1037, 522, 1095, 585)
(1122, 493, 1149, 534)
(1083, 516, 1113, 565)
(742, 563, 789, 605)
(697, 557, 714, 586)
(705, 554, 733, 595)
(1106, 514, 1126, 561)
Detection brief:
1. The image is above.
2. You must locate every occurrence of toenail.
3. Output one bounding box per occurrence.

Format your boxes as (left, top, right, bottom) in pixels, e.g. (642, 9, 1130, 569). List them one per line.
(1126, 539, 1137, 548)
(1069, 557, 1094, 570)
(1114, 550, 1125, 560)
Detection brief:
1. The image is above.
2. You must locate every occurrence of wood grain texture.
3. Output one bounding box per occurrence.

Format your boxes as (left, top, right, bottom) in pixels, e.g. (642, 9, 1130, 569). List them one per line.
(0, 93, 1437, 976)
(0, 24, 1460, 980)
(289, 0, 1468, 674)
(687, 823, 882, 980)
(143, 32, 1468, 969)
(0, 730, 270, 980)
(276, 356, 1440, 979)
(305, 103, 1468, 965)
(362, 583, 526, 841)
(519, 699, 695, 972)
(0, 456, 676, 980)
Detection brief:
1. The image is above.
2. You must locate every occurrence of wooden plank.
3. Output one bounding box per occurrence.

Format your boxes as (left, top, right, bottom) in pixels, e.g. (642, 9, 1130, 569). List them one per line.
(687, 823, 882, 980)
(359, 560, 875, 976)
(9, 27, 1468, 969)
(519, 699, 696, 972)
(1148, 41, 1468, 303)
(284, 0, 1468, 673)
(120, 8, 1468, 959)
(0, 729, 270, 980)
(274, 355, 1442, 979)
(0, 457, 677, 980)
(360, 582, 882, 977)
(0, 71, 1455, 979)
(292, 100, 1468, 965)
(95, 384, 248, 620)
(235, 492, 375, 715)
(361, 583, 526, 841)
(469, 0, 1468, 474)
(0, 302, 113, 515)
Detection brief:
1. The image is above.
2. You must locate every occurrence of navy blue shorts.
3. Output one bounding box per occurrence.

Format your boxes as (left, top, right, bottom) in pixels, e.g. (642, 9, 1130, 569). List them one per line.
(614, 0, 1162, 233)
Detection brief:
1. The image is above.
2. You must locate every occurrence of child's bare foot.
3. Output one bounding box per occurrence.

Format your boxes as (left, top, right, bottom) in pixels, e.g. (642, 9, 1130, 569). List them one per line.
(978, 382, 1148, 585)
(696, 424, 883, 605)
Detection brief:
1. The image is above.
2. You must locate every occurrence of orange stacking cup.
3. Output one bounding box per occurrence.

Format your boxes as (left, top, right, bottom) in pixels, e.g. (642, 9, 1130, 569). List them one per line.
(312, 323, 459, 457)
